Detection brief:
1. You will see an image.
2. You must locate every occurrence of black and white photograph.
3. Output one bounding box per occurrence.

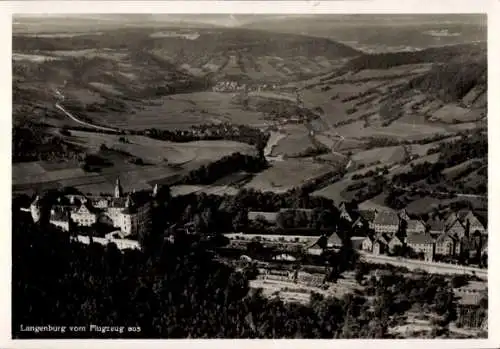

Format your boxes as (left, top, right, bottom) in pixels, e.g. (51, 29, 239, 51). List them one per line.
(5, 5, 493, 343)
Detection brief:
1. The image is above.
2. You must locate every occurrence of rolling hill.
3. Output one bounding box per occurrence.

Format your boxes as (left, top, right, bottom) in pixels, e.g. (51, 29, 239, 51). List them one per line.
(13, 26, 362, 127)
(241, 14, 486, 52)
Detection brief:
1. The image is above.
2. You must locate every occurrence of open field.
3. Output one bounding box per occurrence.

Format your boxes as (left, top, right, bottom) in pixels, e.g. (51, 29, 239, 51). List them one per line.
(65, 129, 255, 165)
(90, 92, 274, 130)
(431, 104, 483, 123)
(13, 25, 361, 126)
(351, 145, 406, 167)
(358, 193, 392, 211)
(311, 178, 355, 204)
(13, 129, 255, 195)
(170, 185, 239, 197)
(244, 159, 338, 193)
(12, 158, 180, 195)
(271, 125, 316, 157)
(335, 121, 452, 141)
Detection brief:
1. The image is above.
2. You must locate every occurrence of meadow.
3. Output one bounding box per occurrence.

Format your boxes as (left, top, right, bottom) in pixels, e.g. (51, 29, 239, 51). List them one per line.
(244, 159, 338, 193)
(13, 130, 256, 195)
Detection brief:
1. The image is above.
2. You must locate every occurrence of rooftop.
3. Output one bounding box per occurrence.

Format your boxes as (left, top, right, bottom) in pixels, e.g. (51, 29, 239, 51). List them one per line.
(373, 210, 400, 226)
(50, 207, 70, 222)
(406, 233, 434, 245)
(358, 209, 377, 222)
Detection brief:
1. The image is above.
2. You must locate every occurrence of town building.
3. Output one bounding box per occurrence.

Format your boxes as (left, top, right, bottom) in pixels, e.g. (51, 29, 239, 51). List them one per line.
(361, 236, 373, 252)
(372, 210, 400, 234)
(427, 218, 446, 236)
(406, 233, 435, 261)
(358, 209, 378, 229)
(326, 232, 343, 249)
(387, 235, 403, 253)
(463, 211, 486, 235)
(434, 232, 456, 256)
(372, 238, 387, 255)
(447, 219, 468, 239)
(350, 236, 366, 250)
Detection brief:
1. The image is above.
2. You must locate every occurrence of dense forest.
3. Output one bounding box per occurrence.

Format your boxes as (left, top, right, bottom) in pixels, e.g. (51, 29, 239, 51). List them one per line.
(181, 152, 269, 185)
(12, 122, 83, 163)
(408, 60, 486, 103)
(343, 43, 485, 72)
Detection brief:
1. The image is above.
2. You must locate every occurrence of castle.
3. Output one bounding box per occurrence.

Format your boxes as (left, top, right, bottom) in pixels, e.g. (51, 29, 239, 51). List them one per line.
(28, 178, 155, 238)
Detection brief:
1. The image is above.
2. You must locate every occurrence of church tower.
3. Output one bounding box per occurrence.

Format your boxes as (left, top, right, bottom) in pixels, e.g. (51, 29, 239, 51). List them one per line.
(30, 195, 41, 223)
(114, 177, 123, 198)
(152, 183, 159, 198)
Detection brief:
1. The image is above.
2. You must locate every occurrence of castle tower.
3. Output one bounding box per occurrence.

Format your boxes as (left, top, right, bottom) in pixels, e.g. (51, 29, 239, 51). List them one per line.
(30, 195, 41, 223)
(114, 177, 123, 198)
(125, 195, 134, 208)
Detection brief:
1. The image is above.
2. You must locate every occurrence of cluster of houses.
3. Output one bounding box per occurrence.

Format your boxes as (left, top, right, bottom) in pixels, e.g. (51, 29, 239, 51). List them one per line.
(22, 178, 157, 249)
(211, 81, 278, 93)
(241, 203, 487, 263)
(212, 81, 249, 93)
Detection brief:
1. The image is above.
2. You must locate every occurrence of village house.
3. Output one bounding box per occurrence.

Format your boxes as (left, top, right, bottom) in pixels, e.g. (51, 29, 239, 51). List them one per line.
(447, 219, 468, 239)
(372, 237, 387, 256)
(434, 232, 457, 256)
(460, 233, 483, 259)
(350, 236, 366, 250)
(387, 235, 403, 253)
(306, 239, 324, 256)
(406, 233, 435, 261)
(372, 210, 400, 234)
(326, 232, 343, 249)
(358, 209, 378, 229)
(361, 236, 373, 252)
(427, 218, 446, 236)
(463, 211, 486, 235)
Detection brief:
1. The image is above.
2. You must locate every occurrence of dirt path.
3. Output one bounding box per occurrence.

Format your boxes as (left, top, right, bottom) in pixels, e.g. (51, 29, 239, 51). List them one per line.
(55, 102, 119, 133)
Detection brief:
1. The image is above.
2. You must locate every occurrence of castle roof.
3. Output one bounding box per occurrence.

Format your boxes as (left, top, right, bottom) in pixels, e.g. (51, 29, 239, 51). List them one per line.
(50, 206, 70, 222)
(31, 195, 41, 207)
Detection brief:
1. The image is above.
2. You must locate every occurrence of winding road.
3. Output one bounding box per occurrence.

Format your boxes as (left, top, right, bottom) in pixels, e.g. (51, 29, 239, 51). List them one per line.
(55, 102, 119, 133)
